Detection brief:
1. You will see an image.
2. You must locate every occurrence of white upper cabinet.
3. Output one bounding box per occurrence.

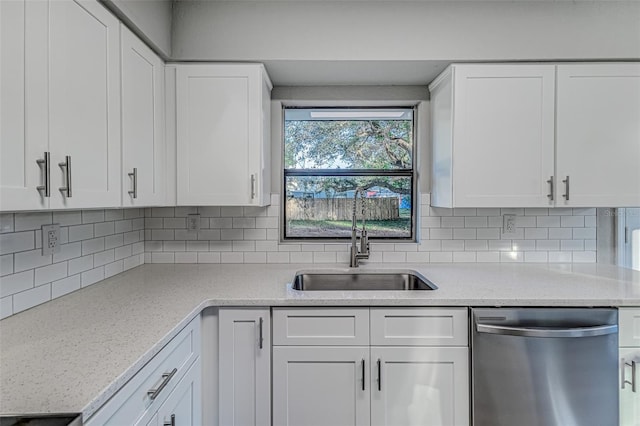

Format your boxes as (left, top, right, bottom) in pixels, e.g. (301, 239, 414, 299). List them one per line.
(430, 62, 640, 209)
(430, 64, 556, 208)
(1, 0, 122, 211)
(0, 0, 49, 211)
(556, 64, 640, 207)
(175, 64, 272, 206)
(47, 0, 121, 209)
(121, 25, 166, 207)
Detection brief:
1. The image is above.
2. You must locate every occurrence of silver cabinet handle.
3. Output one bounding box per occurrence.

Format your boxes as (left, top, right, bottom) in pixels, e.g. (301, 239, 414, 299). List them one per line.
(546, 176, 553, 201)
(622, 358, 637, 392)
(36, 151, 50, 197)
(250, 174, 256, 199)
(128, 168, 137, 199)
(475, 323, 617, 338)
(562, 175, 570, 201)
(259, 317, 264, 349)
(361, 359, 365, 391)
(163, 414, 175, 426)
(377, 358, 382, 391)
(147, 368, 177, 400)
(59, 155, 72, 197)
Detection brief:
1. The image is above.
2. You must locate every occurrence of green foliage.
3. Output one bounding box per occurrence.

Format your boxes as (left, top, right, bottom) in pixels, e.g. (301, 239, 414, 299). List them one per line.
(284, 119, 413, 169)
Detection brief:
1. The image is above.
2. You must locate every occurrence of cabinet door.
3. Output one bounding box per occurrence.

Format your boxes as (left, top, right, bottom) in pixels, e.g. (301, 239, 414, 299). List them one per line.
(219, 308, 270, 426)
(620, 348, 640, 426)
(121, 25, 166, 207)
(48, 0, 121, 209)
(176, 65, 267, 206)
(0, 0, 49, 210)
(152, 359, 201, 426)
(452, 65, 555, 207)
(371, 347, 469, 426)
(556, 64, 640, 207)
(272, 346, 370, 426)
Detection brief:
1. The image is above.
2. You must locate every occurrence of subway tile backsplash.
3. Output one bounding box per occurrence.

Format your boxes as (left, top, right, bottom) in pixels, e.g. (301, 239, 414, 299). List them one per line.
(0, 209, 145, 319)
(0, 193, 597, 319)
(144, 193, 597, 266)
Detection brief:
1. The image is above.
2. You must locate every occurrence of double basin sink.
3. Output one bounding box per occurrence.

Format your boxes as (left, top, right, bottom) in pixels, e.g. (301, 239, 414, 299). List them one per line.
(291, 270, 437, 291)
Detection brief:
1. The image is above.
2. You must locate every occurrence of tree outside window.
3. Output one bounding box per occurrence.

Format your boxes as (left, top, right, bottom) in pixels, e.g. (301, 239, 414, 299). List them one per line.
(283, 107, 415, 240)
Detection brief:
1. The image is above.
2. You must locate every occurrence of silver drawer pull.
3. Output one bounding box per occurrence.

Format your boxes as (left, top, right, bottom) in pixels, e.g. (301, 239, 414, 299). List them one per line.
(59, 155, 72, 197)
(128, 167, 137, 199)
(163, 414, 175, 426)
(562, 175, 569, 201)
(147, 368, 177, 400)
(622, 358, 637, 393)
(36, 151, 51, 197)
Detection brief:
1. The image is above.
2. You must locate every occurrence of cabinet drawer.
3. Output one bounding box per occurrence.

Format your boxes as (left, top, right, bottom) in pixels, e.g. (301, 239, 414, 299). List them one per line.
(620, 308, 640, 347)
(370, 308, 468, 346)
(272, 308, 369, 346)
(86, 317, 201, 426)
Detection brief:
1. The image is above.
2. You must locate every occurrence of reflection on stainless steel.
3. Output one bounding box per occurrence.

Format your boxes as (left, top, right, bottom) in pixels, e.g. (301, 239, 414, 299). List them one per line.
(472, 308, 619, 426)
(0, 413, 82, 426)
(291, 270, 437, 291)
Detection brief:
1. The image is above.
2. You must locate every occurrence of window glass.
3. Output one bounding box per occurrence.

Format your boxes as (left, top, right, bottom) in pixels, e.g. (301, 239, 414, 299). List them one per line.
(283, 107, 415, 240)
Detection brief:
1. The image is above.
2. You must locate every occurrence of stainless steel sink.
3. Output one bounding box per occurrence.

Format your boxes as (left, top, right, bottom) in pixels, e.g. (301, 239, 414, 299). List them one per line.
(291, 270, 437, 291)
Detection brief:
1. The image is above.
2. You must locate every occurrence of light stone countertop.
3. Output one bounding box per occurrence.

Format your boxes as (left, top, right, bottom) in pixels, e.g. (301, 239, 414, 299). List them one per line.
(1, 262, 639, 419)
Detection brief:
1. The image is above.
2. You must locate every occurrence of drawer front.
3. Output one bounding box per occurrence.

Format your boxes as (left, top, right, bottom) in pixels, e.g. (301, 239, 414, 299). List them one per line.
(272, 308, 369, 346)
(370, 308, 468, 346)
(86, 317, 201, 426)
(620, 308, 640, 347)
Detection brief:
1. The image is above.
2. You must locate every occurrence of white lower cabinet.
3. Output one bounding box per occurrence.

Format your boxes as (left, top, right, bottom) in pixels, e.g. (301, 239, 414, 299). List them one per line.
(272, 346, 371, 426)
(620, 348, 640, 426)
(370, 347, 469, 426)
(620, 308, 640, 426)
(272, 307, 470, 426)
(84, 317, 201, 426)
(218, 308, 271, 426)
(148, 359, 201, 426)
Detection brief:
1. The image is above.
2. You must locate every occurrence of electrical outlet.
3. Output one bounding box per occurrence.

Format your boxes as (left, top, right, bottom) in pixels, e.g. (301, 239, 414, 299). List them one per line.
(42, 224, 61, 255)
(503, 214, 516, 235)
(187, 214, 201, 232)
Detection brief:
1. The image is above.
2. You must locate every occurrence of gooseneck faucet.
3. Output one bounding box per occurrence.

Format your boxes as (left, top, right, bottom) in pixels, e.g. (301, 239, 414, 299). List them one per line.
(350, 188, 370, 267)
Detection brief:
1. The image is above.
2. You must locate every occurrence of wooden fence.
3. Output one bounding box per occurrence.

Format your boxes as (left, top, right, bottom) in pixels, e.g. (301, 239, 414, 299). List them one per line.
(286, 197, 400, 221)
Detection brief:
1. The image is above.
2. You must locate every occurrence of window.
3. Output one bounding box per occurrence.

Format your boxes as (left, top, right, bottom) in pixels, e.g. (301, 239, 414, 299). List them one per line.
(283, 107, 415, 240)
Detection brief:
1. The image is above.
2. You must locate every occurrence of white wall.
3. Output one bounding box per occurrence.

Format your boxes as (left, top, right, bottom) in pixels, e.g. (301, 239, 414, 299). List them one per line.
(172, 1, 640, 62)
(103, 0, 173, 57)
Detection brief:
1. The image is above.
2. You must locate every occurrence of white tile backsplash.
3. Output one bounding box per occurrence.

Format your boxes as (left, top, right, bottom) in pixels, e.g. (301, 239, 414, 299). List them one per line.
(0, 193, 601, 319)
(0, 209, 145, 319)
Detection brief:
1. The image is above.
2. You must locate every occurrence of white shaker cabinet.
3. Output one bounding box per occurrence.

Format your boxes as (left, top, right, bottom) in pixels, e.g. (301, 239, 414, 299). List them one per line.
(370, 347, 469, 426)
(1, 0, 122, 211)
(272, 307, 469, 426)
(218, 308, 271, 426)
(149, 359, 202, 426)
(430, 64, 556, 208)
(46, 0, 122, 209)
(84, 317, 201, 426)
(121, 25, 166, 207)
(620, 308, 640, 426)
(175, 64, 272, 206)
(556, 64, 640, 207)
(272, 346, 371, 426)
(0, 0, 49, 211)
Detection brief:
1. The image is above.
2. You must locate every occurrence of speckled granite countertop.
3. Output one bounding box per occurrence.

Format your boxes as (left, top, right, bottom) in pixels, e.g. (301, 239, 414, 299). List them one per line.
(1, 262, 639, 419)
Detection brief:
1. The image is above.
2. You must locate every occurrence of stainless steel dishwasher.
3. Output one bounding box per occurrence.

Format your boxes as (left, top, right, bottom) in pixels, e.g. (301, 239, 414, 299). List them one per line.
(472, 308, 619, 426)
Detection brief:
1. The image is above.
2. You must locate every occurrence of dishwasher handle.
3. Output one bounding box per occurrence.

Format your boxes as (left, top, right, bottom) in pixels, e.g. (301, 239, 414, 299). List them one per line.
(476, 323, 618, 338)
